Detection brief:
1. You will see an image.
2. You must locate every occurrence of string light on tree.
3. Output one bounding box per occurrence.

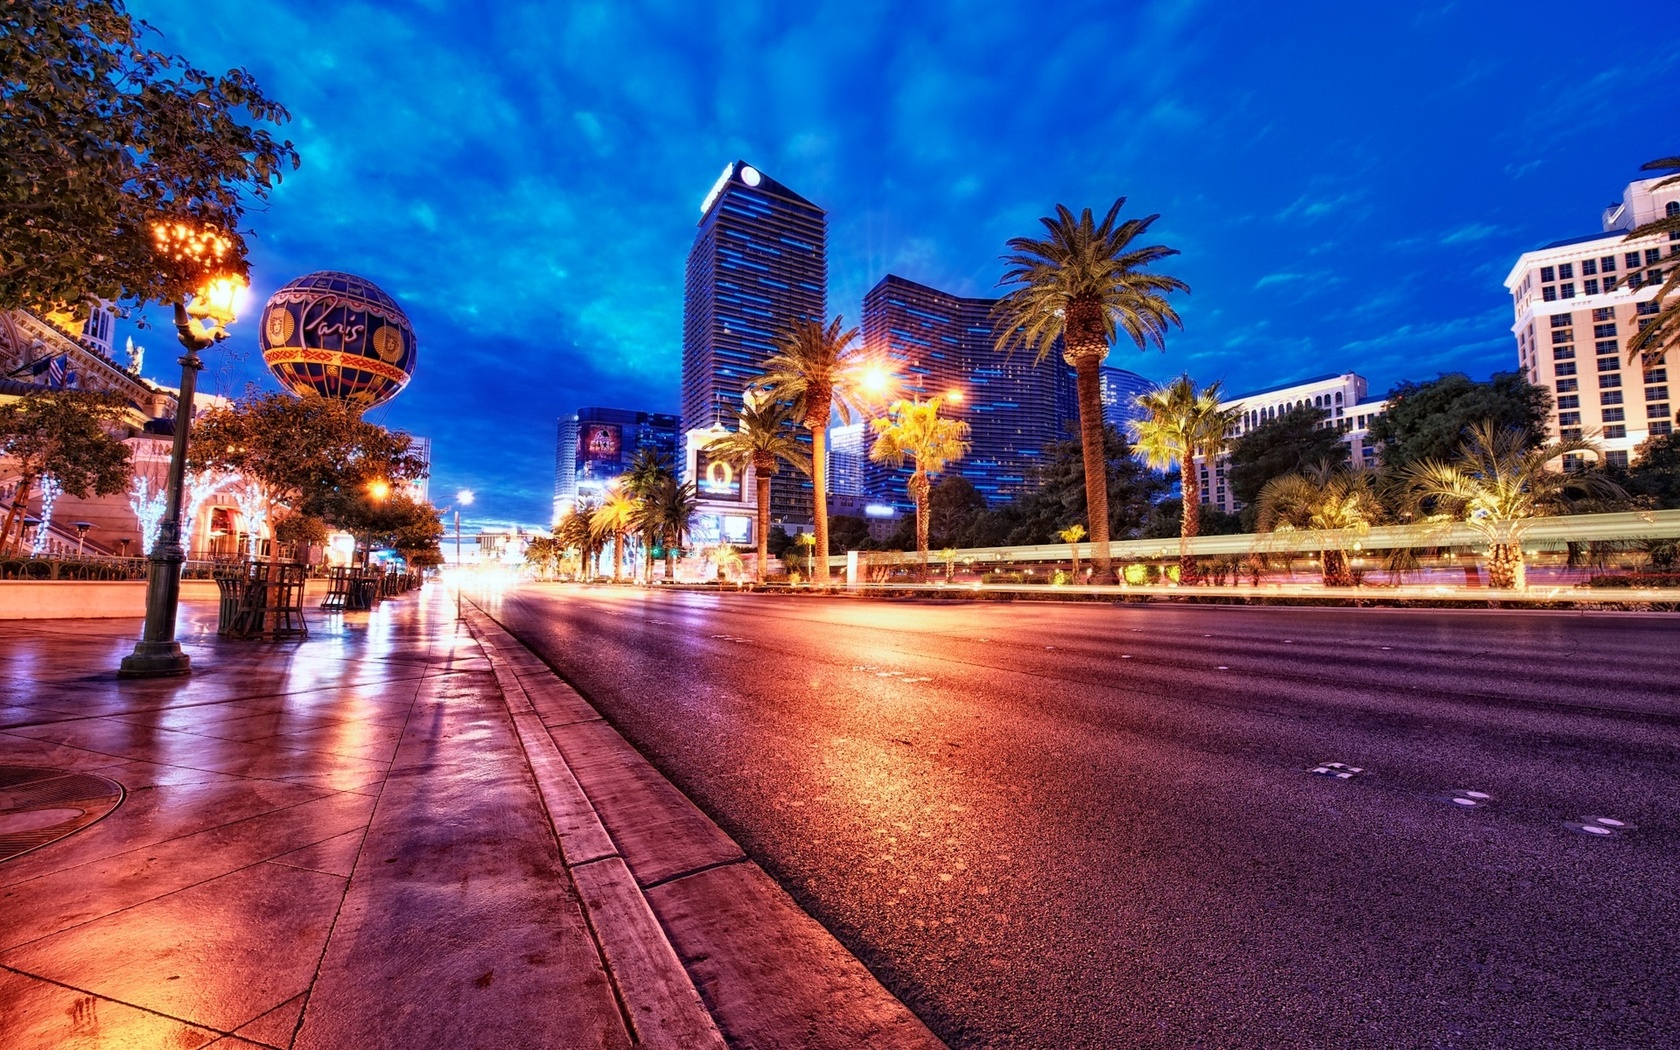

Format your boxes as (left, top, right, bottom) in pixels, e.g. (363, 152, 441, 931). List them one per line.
(30, 476, 62, 556)
(129, 475, 167, 554)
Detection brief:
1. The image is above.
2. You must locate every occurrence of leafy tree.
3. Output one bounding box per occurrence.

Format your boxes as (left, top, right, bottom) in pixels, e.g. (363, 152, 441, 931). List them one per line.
(1139, 498, 1245, 541)
(1401, 422, 1623, 590)
(1226, 405, 1349, 523)
(271, 512, 327, 553)
(927, 476, 988, 547)
(187, 392, 426, 563)
(994, 200, 1188, 582)
(1625, 157, 1680, 367)
(755, 316, 866, 587)
(1255, 464, 1385, 586)
(704, 397, 810, 583)
(1366, 372, 1551, 471)
(1, 0, 298, 310)
(1618, 432, 1680, 508)
(869, 397, 972, 578)
(0, 389, 132, 555)
(1132, 375, 1242, 580)
(827, 514, 872, 554)
(981, 424, 1166, 547)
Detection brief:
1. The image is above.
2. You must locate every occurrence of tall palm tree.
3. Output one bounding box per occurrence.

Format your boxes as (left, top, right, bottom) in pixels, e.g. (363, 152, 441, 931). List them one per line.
(590, 488, 638, 583)
(1255, 463, 1385, 586)
(1626, 156, 1680, 367)
(1131, 375, 1241, 581)
(622, 448, 675, 582)
(755, 316, 867, 587)
(643, 476, 697, 581)
(1401, 422, 1624, 590)
(994, 200, 1189, 582)
(704, 396, 810, 584)
(868, 397, 971, 579)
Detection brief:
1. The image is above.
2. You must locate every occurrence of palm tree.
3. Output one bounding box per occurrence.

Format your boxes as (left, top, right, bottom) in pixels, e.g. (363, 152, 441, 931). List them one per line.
(704, 396, 810, 584)
(994, 200, 1189, 582)
(590, 488, 638, 583)
(706, 544, 743, 588)
(556, 497, 597, 580)
(1058, 523, 1087, 580)
(622, 448, 675, 582)
(1255, 463, 1385, 586)
(1401, 422, 1624, 590)
(869, 397, 972, 579)
(1625, 156, 1680, 367)
(643, 476, 697, 581)
(755, 316, 867, 587)
(1132, 375, 1241, 581)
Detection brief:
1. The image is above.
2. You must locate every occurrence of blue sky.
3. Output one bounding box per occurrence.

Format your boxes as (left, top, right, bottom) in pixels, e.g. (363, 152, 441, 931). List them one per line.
(120, 0, 1680, 526)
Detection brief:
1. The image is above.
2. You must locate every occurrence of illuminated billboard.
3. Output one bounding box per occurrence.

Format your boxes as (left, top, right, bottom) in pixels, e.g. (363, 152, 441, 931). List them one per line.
(690, 512, 753, 546)
(580, 423, 623, 464)
(694, 450, 742, 502)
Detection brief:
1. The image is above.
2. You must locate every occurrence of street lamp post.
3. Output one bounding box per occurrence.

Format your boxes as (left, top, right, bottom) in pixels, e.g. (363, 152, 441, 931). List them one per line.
(120, 275, 246, 678)
(454, 488, 474, 619)
(73, 521, 94, 557)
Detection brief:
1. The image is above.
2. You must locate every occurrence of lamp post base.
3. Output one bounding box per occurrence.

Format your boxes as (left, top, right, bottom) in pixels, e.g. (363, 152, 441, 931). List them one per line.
(118, 642, 192, 678)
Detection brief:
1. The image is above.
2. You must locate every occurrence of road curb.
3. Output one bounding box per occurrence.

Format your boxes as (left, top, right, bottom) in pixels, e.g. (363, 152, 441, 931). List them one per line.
(464, 603, 949, 1050)
(466, 608, 725, 1050)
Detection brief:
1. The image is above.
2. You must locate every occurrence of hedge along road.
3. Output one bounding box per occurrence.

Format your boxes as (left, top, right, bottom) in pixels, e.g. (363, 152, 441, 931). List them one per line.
(474, 584, 1680, 1050)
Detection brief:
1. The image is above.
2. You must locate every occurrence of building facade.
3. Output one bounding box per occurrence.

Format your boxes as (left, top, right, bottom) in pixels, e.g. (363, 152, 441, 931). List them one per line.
(681, 161, 826, 525)
(1195, 372, 1388, 515)
(859, 274, 1077, 514)
(552, 407, 679, 521)
(1505, 174, 1680, 468)
(1101, 366, 1155, 435)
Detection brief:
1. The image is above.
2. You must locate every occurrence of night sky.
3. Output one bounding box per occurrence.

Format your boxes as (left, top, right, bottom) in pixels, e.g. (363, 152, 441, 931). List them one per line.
(117, 0, 1680, 527)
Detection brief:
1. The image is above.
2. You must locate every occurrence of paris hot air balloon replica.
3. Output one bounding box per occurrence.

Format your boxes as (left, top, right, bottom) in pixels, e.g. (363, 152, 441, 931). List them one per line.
(259, 271, 417, 413)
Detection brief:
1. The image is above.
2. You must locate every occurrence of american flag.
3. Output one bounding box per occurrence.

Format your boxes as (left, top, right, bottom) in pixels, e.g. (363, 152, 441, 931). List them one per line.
(46, 356, 65, 388)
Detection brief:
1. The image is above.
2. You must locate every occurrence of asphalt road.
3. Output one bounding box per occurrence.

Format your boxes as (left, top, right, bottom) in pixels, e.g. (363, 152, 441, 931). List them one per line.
(476, 585, 1680, 1050)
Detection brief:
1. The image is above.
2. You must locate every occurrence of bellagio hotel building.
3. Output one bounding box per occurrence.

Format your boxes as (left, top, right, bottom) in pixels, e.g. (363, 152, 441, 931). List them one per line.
(1506, 174, 1679, 468)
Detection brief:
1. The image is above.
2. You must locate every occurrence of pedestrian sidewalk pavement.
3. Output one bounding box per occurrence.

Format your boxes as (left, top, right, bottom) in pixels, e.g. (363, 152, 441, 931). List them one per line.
(0, 585, 945, 1049)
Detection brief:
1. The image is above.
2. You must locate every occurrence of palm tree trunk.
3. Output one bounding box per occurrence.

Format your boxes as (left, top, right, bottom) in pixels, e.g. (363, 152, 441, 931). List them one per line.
(911, 472, 930, 582)
(755, 473, 771, 584)
(810, 424, 830, 586)
(1488, 543, 1524, 590)
(1322, 549, 1353, 587)
(612, 533, 623, 583)
(1071, 357, 1114, 582)
(1178, 456, 1201, 583)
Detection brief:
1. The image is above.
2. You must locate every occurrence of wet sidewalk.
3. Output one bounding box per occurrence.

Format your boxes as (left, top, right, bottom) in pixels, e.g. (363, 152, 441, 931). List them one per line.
(0, 585, 943, 1049)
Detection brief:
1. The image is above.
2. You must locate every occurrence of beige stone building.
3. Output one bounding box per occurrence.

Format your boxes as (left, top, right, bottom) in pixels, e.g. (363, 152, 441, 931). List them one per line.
(1195, 372, 1388, 516)
(1505, 174, 1680, 468)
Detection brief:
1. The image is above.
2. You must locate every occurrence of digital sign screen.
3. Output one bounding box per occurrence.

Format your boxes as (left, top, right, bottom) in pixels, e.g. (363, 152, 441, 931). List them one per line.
(580, 423, 623, 465)
(694, 450, 742, 502)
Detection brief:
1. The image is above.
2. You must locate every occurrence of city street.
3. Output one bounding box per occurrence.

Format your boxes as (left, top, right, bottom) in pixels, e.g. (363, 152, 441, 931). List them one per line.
(477, 585, 1680, 1050)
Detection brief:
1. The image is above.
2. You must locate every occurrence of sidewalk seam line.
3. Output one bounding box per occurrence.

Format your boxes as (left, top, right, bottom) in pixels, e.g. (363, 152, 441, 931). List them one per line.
(463, 615, 642, 1044)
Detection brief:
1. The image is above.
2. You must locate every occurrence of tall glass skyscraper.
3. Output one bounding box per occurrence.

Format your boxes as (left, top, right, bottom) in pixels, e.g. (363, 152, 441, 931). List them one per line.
(553, 407, 679, 522)
(1100, 366, 1156, 434)
(860, 274, 1076, 511)
(681, 161, 826, 524)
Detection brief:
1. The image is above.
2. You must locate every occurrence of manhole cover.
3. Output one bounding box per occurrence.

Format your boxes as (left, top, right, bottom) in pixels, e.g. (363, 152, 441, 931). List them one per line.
(0, 766, 124, 863)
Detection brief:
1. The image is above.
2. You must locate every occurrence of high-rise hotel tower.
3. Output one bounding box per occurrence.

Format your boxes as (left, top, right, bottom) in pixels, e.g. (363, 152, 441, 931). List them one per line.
(1506, 173, 1680, 468)
(860, 274, 1077, 511)
(681, 161, 826, 524)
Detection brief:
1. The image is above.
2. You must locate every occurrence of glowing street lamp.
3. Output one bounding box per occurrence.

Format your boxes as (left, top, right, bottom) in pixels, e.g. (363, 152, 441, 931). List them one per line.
(454, 488, 474, 619)
(121, 239, 248, 678)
